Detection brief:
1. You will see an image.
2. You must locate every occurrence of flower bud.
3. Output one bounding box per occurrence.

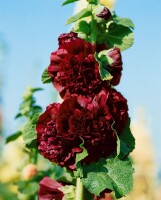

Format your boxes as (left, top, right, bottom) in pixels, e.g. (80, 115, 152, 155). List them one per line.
(96, 7, 111, 21)
(21, 106, 30, 115)
(22, 87, 33, 100)
(106, 48, 122, 86)
(22, 164, 38, 180)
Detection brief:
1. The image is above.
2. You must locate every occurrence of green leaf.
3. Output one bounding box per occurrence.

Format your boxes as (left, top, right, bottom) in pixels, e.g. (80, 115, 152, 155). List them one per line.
(118, 118, 135, 158)
(95, 53, 113, 81)
(50, 163, 74, 184)
(87, 0, 98, 3)
(98, 50, 114, 65)
(5, 131, 22, 144)
(15, 112, 23, 119)
(99, 65, 113, 81)
(31, 105, 42, 114)
(106, 23, 134, 51)
(32, 87, 44, 92)
(76, 143, 88, 167)
(0, 183, 17, 200)
(41, 69, 52, 84)
(22, 113, 40, 148)
(112, 12, 135, 29)
(60, 185, 76, 200)
(111, 122, 120, 156)
(74, 141, 88, 177)
(73, 20, 91, 35)
(66, 8, 92, 25)
(81, 157, 134, 199)
(62, 0, 79, 6)
(15, 181, 39, 196)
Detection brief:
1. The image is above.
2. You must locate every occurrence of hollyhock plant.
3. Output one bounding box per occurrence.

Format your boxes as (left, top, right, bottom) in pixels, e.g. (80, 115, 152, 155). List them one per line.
(36, 91, 118, 170)
(10, 0, 135, 199)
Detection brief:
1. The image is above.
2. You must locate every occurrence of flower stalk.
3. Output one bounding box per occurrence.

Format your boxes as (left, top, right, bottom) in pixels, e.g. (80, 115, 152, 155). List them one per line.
(90, 14, 98, 43)
(76, 178, 84, 200)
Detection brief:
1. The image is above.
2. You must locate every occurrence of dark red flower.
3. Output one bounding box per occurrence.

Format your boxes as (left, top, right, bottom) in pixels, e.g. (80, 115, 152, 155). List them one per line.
(58, 32, 78, 45)
(48, 33, 110, 99)
(106, 89, 128, 133)
(38, 177, 64, 200)
(96, 7, 111, 21)
(106, 48, 123, 86)
(36, 93, 117, 170)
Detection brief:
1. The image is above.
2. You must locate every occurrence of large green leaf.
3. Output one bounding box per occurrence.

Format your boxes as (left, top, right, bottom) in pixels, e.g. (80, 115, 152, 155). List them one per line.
(62, 0, 79, 6)
(22, 113, 40, 148)
(106, 23, 134, 51)
(66, 8, 92, 25)
(81, 157, 134, 199)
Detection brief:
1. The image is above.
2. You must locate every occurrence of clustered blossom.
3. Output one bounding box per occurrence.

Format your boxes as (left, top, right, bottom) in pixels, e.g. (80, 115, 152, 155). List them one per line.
(37, 24, 128, 197)
(36, 88, 128, 170)
(47, 32, 123, 99)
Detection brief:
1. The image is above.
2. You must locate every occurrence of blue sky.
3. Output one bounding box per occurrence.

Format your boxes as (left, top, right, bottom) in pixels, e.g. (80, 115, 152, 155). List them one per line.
(0, 0, 161, 168)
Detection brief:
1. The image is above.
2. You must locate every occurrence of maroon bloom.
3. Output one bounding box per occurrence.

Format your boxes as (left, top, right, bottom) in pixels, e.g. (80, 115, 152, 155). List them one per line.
(58, 32, 77, 45)
(36, 92, 117, 170)
(48, 33, 110, 99)
(38, 177, 64, 200)
(106, 48, 123, 86)
(96, 7, 111, 21)
(106, 89, 128, 133)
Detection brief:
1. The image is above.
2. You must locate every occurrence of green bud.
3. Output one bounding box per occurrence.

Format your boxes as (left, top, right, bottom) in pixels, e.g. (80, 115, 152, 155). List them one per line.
(22, 87, 33, 100)
(21, 106, 30, 115)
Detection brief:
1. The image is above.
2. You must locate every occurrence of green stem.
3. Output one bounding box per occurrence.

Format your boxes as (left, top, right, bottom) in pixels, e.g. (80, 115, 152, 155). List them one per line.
(76, 178, 84, 200)
(31, 148, 38, 164)
(90, 14, 98, 43)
